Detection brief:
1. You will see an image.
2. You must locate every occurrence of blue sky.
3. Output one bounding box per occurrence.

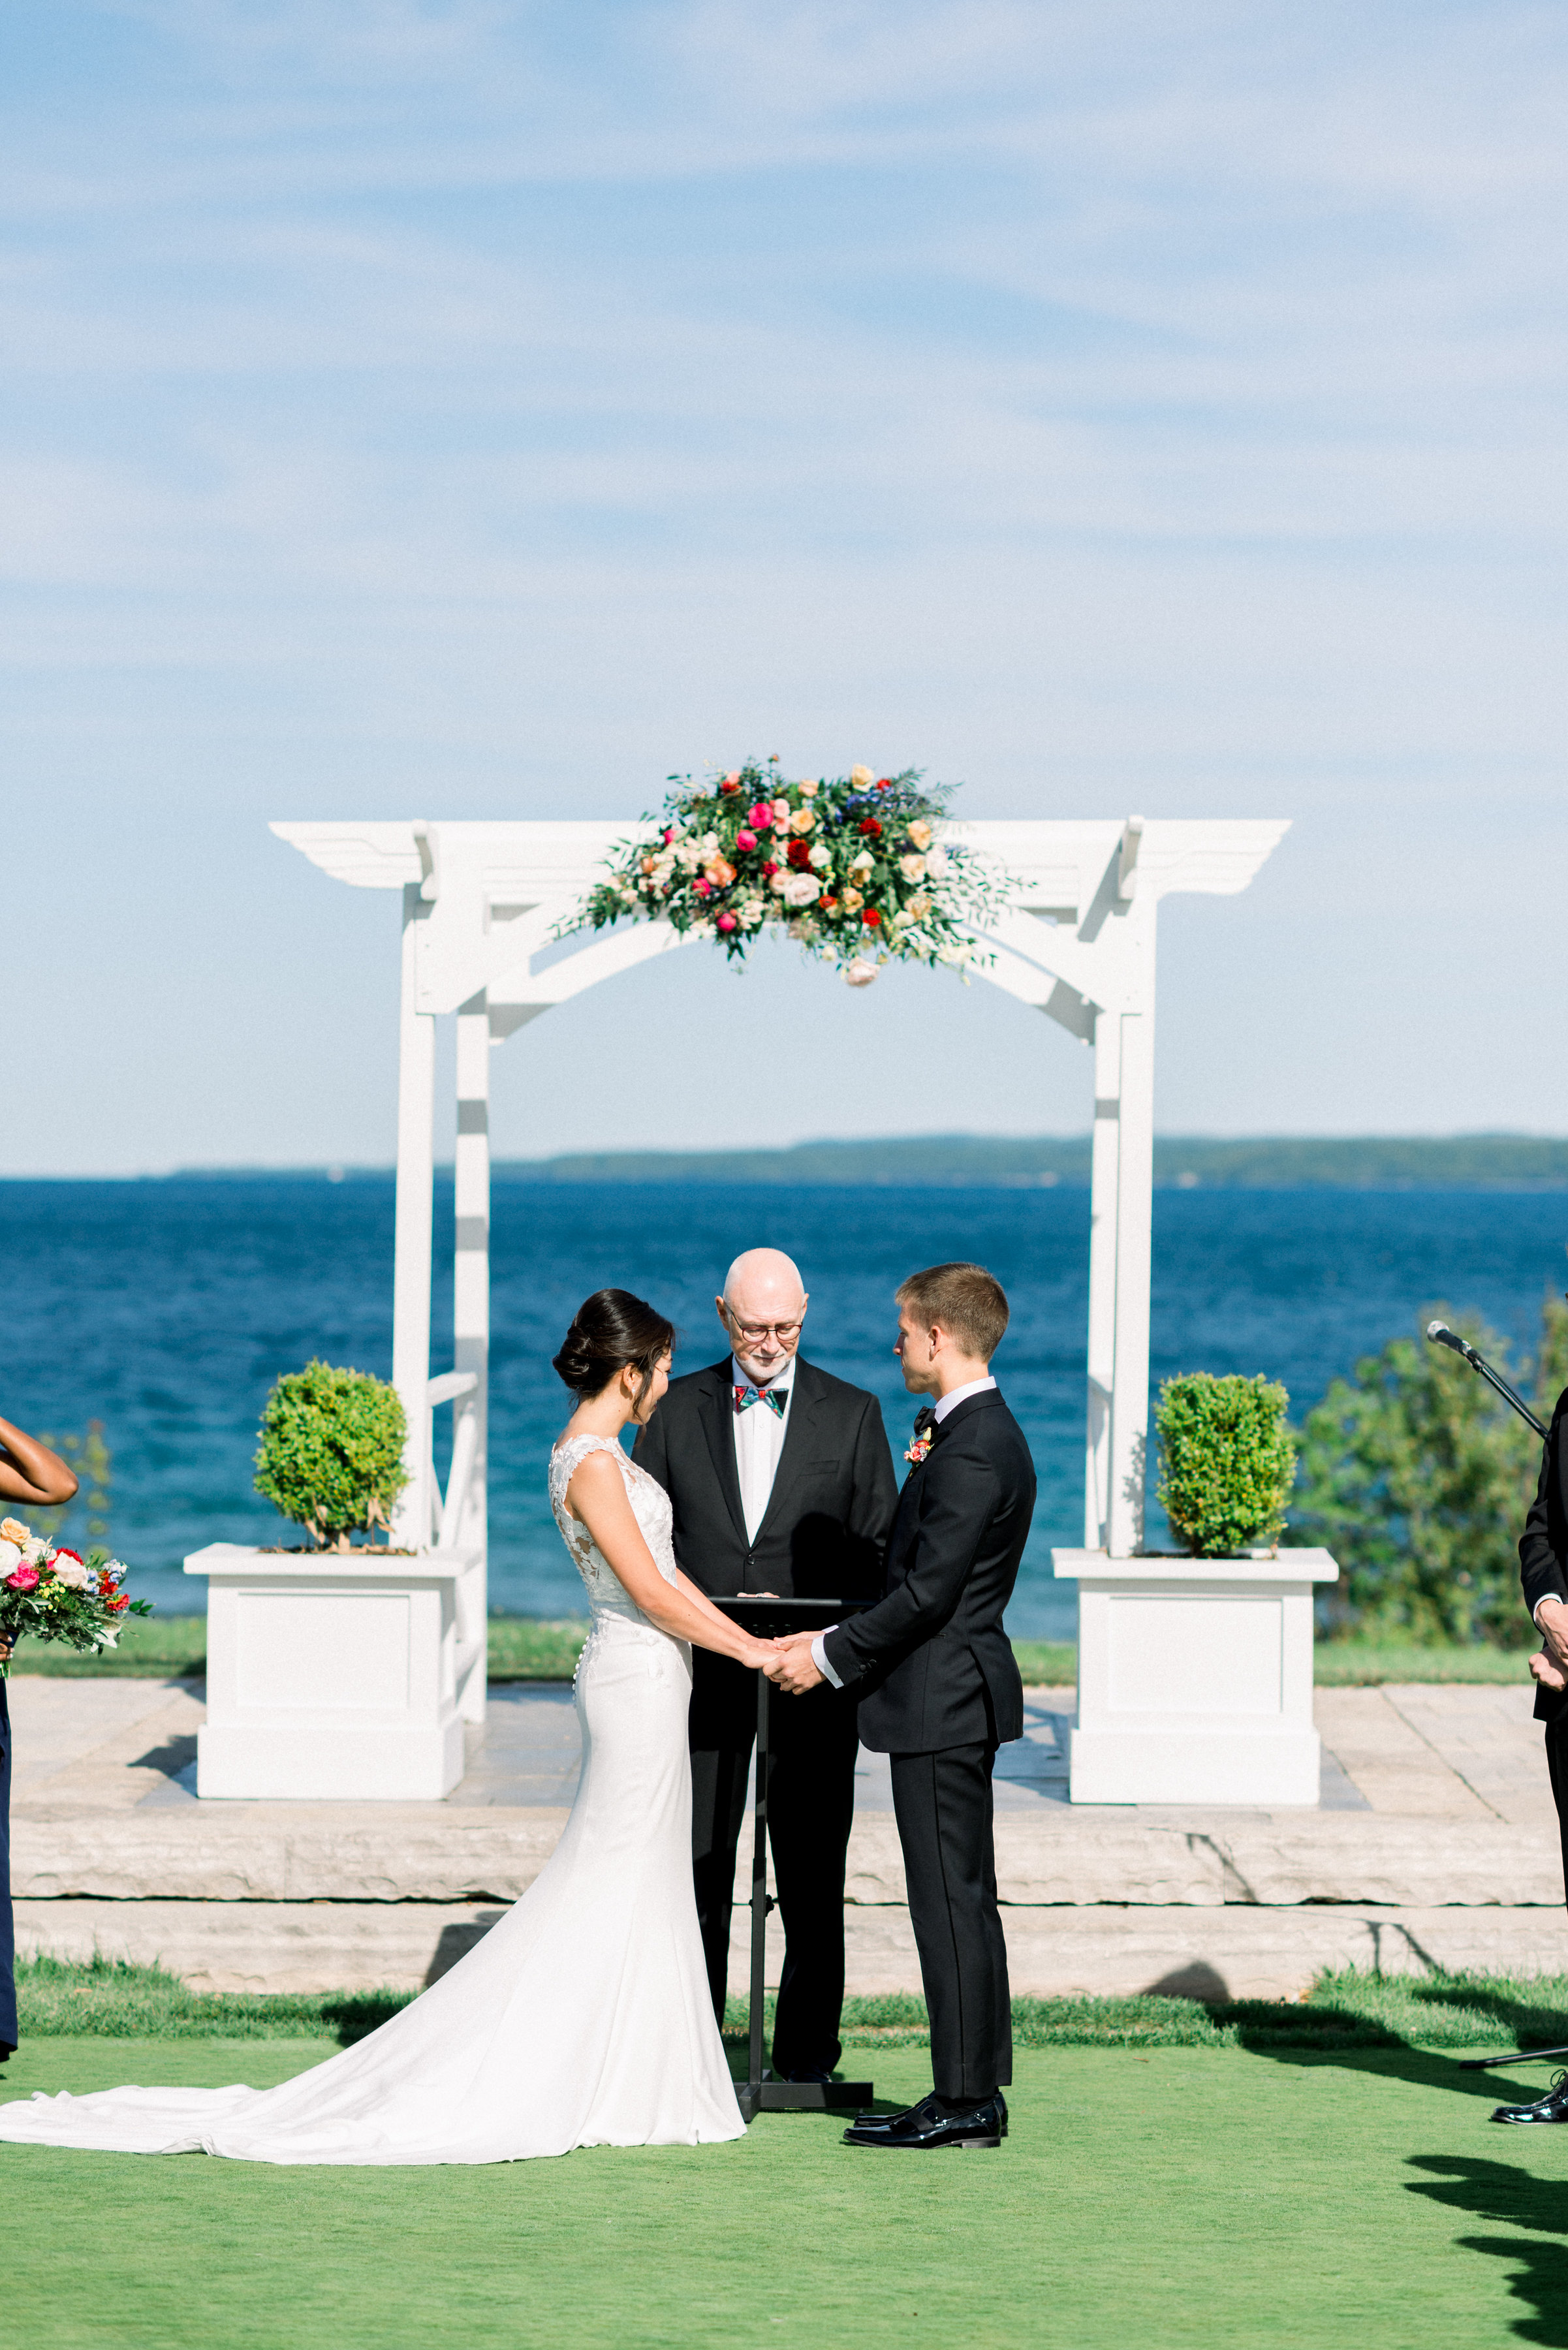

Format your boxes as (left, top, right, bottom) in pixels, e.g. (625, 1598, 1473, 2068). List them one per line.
(5, 1, 1566, 1171)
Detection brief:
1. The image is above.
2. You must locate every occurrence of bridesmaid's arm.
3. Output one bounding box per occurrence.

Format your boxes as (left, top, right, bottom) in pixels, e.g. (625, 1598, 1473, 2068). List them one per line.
(0, 1416, 80, 1507)
(565, 1454, 776, 1669)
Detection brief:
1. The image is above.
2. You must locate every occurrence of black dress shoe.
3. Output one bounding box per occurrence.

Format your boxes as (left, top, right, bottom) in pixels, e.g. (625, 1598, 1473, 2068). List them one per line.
(844, 2092, 1007, 2150)
(780, 2065, 837, 2087)
(1492, 2069, 1568, 2123)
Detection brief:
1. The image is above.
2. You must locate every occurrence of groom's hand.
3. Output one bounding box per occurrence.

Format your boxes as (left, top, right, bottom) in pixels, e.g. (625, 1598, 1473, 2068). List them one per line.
(768, 1632, 826, 1695)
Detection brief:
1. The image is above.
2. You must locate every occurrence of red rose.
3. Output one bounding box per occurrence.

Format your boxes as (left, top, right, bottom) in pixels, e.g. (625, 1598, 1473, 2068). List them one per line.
(820, 896, 839, 912)
(53, 1547, 84, 1565)
(876, 778, 893, 789)
(858, 819, 882, 838)
(786, 839, 813, 870)
(720, 777, 741, 794)
(760, 859, 779, 877)
(862, 908, 883, 927)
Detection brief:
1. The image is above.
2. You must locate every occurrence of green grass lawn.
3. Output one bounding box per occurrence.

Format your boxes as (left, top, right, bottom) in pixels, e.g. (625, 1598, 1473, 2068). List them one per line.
(7, 2028, 1568, 2349)
(9, 1618, 1537, 1688)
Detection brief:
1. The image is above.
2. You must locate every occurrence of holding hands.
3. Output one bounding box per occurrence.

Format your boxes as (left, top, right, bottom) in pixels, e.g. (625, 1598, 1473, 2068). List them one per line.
(764, 1632, 827, 1695)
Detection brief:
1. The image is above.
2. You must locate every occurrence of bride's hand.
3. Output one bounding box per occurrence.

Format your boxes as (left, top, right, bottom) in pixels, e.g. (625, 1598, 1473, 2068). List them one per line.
(742, 1637, 783, 1671)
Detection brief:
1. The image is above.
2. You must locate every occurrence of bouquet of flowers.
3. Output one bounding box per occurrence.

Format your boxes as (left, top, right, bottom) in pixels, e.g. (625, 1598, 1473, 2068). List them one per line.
(565, 760, 1013, 984)
(0, 1516, 150, 1674)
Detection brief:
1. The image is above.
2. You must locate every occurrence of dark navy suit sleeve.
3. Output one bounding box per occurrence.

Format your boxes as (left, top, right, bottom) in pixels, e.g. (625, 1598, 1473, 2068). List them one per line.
(1521, 1390, 1568, 1624)
(822, 1439, 997, 1689)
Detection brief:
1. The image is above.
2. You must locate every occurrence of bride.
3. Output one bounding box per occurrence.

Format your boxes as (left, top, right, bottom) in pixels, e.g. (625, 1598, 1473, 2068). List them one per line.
(0, 1289, 781, 2165)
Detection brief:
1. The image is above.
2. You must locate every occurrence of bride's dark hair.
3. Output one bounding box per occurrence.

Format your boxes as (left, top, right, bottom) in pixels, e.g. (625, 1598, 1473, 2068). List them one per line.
(553, 1289, 675, 1408)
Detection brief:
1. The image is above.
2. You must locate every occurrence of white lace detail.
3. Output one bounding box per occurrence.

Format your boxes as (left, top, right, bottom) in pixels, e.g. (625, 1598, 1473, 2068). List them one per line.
(548, 1434, 678, 1624)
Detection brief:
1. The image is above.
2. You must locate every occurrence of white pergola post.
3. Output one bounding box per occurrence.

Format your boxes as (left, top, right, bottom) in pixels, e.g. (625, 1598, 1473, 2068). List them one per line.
(391, 881, 435, 1551)
(450, 989, 490, 1721)
(274, 813, 1287, 1586)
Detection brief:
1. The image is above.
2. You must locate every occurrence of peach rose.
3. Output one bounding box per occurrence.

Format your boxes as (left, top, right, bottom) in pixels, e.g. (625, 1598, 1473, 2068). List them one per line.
(0, 1518, 30, 1547)
(850, 766, 873, 787)
(789, 807, 815, 835)
(906, 820, 933, 850)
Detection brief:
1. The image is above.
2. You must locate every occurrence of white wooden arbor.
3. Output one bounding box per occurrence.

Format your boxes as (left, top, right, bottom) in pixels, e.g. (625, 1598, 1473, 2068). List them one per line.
(274, 814, 1287, 1724)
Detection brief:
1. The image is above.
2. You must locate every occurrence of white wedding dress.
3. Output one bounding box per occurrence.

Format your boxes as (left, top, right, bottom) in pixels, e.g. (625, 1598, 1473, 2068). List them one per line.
(0, 1435, 744, 2164)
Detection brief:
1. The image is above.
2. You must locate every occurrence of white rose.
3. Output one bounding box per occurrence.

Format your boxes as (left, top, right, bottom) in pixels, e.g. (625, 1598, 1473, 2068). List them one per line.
(849, 849, 875, 876)
(781, 873, 821, 907)
(769, 870, 789, 892)
(891, 906, 915, 930)
(688, 917, 715, 938)
(808, 844, 831, 870)
(676, 843, 702, 871)
(899, 853, 926, 882)
(0, 1541, 20, 1574)
(23, 1536, 48, 1564)
(55, 1561, 88, 1590)
(843, 958, 878, 988)
(924, 845, 949, 877)
(699, 832, 719, 854)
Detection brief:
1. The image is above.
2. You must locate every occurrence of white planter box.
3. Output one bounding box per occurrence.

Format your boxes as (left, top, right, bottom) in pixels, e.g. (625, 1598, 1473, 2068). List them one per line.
(184, 1544, 482, 1801)
(1050, 1548, 1341, 1807)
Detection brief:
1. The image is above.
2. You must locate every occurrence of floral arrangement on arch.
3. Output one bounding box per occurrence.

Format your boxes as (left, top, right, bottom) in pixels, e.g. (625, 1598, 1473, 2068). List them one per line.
(565, 761, 1011, 984)
(0, 1516, 149, 1674)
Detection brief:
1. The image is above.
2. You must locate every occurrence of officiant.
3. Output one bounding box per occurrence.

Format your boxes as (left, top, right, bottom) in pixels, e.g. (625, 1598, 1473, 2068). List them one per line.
(635, 1247, 898, 2083)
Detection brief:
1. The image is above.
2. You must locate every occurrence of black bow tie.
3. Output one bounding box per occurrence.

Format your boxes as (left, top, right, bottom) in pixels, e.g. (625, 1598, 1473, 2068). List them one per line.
(913, 1405, 937, 1438)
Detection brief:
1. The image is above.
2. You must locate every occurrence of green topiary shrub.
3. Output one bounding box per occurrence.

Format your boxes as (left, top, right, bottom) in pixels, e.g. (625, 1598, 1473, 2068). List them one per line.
(1155, 1372, 1296, 1558)
(253, 1360, 409, 1552)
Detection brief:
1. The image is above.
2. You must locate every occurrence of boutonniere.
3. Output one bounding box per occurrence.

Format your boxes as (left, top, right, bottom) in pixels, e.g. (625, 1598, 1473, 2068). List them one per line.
(904, 1434, 932, 1465)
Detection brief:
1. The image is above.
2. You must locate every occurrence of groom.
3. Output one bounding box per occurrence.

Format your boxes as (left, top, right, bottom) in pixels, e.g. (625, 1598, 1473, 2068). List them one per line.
(767, 1261, 1035, 2151)
(634, 1247, 898, 2082)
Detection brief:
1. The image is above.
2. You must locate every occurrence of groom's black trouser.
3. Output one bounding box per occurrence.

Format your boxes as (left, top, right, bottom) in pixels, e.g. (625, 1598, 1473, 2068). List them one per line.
(889, 1741, 1011, 2102)
(689, 1650, 858, 2075)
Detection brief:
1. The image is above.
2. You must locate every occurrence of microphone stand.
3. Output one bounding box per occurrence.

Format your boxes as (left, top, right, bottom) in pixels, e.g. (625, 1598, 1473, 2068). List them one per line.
(1428, 1323, 1560, 2065)
(1425, 1322, 1547, 1440)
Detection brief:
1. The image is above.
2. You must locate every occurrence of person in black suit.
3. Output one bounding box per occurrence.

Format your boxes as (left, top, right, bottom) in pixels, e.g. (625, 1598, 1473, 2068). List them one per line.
(633, 1247, 898, 2083)
(768, 1261, 1035, 2152)
(1494, 1392, 1568, 2123)
(0, 1415, 82, 2065)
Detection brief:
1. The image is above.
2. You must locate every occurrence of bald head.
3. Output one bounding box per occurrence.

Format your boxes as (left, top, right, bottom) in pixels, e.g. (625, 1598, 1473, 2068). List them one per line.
(717, 1248, 809, 1385)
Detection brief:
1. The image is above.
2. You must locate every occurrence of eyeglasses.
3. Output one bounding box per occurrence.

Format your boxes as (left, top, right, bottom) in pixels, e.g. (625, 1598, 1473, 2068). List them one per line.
(723, 1310, 804, 1343)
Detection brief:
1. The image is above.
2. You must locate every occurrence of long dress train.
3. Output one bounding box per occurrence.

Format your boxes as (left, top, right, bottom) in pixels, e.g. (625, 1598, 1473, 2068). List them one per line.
(0, 1435, 744, 2163)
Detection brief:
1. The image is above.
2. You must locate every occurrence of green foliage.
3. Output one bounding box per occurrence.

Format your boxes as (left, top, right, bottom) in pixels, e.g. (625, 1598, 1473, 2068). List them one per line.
(253, 1359, 408, 1550)
(1292, 1295, 1568, 1644)
(1154, 1372, 1297, 1556)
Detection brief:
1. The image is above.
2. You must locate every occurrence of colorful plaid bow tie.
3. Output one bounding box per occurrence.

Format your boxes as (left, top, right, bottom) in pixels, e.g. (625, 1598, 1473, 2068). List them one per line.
(734, 1383, 788, 1417)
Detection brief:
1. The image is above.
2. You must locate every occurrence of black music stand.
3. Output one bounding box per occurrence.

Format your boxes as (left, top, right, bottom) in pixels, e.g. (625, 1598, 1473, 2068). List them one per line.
(713, 1595, 874, 2123)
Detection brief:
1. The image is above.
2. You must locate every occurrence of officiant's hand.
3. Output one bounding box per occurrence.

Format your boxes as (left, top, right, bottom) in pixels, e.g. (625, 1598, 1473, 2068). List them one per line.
(766, 1633, 825, 1695)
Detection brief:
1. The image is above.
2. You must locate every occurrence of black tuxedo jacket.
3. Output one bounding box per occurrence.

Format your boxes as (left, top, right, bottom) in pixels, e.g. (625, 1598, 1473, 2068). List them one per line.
(1520, 1385, 1568, 1724)
(633, 1355, 898, 1603)
(822, 1388, 1035, 1755)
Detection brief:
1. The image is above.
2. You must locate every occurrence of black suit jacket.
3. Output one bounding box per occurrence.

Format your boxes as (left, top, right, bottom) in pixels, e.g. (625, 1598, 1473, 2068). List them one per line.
(823, 1388, 1035, 1755)
(633, 1355, 898, 1603)
(1520, 1385, 1568, 1724)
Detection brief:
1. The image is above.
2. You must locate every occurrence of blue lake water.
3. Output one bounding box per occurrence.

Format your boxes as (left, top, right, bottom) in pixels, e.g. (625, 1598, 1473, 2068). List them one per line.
(4, 1175, 1566, 1638)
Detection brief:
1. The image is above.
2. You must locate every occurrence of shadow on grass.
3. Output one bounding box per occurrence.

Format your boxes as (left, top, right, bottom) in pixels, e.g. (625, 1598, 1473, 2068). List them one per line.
(1407, 2156, 1568, 2347)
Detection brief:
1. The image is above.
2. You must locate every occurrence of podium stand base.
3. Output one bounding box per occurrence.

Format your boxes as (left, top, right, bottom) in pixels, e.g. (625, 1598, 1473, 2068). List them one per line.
(737, 2079, 875, 2122)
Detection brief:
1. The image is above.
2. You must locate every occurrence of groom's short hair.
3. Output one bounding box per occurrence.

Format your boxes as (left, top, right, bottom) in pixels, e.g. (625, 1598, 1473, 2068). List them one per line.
(897, 1262, 1009, 1364)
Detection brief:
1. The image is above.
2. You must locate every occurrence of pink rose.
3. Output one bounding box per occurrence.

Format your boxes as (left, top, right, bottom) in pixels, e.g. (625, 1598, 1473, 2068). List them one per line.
(661, 827, 674, 845)
(747, 801, 773, 826)
(760, 859, 779, 878)
(6, 1566, 39, 1591)
(693, 876, 712, 897)
(716, 912, 738, 932)
(736, 828, 757, 851)
(722, 770, 741, 785)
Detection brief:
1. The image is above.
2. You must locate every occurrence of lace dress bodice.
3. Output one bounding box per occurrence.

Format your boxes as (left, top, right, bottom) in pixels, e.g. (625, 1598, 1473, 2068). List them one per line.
(548, 1434, 678, 1623)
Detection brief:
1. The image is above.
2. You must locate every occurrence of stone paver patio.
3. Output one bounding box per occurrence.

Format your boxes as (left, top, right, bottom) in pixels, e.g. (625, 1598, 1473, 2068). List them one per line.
(10, 1674, 1567, 1999)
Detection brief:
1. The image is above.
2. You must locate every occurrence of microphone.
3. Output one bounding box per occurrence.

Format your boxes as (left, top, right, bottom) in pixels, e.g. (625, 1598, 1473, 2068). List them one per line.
(1427, 1321, 1479, 1365)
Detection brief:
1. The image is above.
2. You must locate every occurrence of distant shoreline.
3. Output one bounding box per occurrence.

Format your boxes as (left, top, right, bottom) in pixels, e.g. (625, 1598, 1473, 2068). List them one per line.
(13, 1135, 1568, 1189)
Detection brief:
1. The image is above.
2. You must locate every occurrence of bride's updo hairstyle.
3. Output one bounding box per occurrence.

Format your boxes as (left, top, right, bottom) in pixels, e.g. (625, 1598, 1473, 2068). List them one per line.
(553, 1289, 675, 1409)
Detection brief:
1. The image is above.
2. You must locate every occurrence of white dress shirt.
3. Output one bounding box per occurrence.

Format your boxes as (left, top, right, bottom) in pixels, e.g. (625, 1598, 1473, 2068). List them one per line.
(812, 1376, 999, 1685)
(730, 1353, 793, 1545)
